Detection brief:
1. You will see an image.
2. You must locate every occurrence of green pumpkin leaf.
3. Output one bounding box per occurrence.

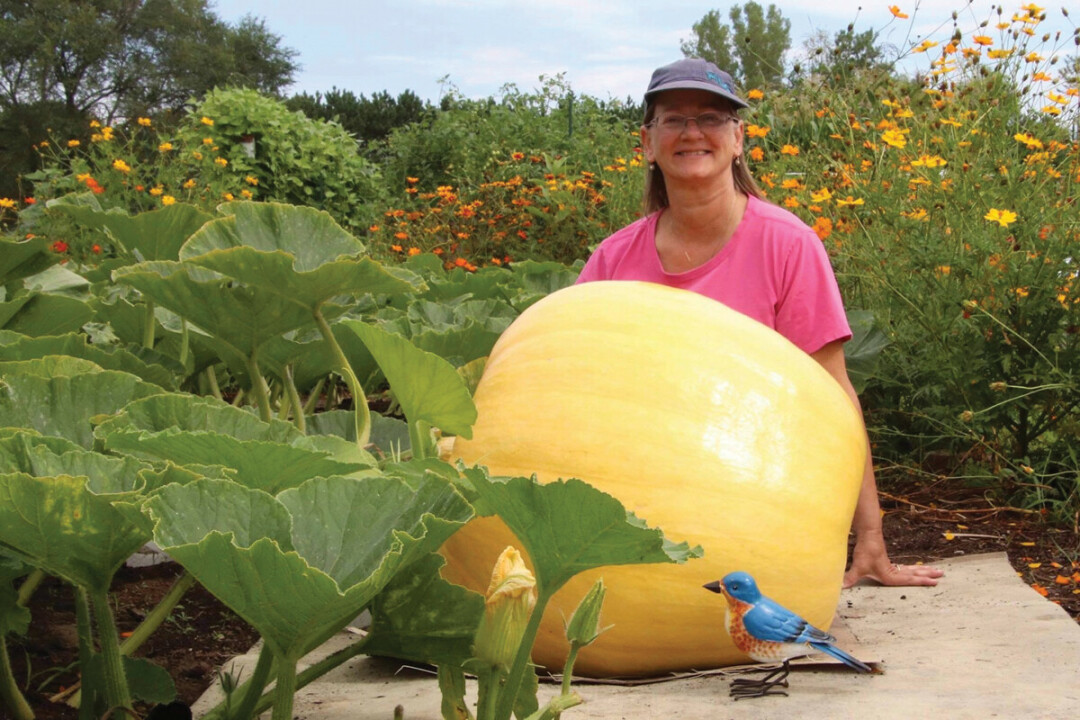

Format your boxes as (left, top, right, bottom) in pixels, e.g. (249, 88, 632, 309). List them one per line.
(340, 320, 477, 438)
(147, 473, 471, 660)
(0, 367, 164, 448)
(113, 261, 317, 359)
(124, 656, 177, 705)
(0, 234, 60, 287)
(462, 468, 703, 593)
(363, 553, 484, 668)
(51, 202, 213, 262)
(0, 291, 94, 336)
(180, 202, 422, 310)
(0, 472, 150, 593)
(0, 332, 177, 389)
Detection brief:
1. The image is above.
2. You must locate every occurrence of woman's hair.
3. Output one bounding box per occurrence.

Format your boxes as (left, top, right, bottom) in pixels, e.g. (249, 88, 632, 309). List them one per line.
(641, 100, 763, 215)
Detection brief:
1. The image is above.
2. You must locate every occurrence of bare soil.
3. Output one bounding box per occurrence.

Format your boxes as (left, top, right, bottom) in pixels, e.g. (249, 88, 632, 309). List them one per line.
(9, 475, 1079, 720)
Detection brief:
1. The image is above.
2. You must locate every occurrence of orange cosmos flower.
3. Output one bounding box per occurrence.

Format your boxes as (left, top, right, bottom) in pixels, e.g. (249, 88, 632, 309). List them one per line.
(889, 6, 909, 19)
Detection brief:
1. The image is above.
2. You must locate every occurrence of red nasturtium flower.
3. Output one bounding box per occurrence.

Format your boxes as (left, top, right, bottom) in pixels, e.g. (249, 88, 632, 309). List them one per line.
(91, 244, 102, 254)
(52, 240, 69, 253)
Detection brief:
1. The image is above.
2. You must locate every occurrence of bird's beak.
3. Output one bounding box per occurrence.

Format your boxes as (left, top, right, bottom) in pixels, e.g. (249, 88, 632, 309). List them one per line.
(702, 580, 723, 594)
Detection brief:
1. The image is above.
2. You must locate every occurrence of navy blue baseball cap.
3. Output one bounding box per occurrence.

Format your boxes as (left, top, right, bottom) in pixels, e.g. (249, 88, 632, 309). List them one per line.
(644, 58, 748, 109)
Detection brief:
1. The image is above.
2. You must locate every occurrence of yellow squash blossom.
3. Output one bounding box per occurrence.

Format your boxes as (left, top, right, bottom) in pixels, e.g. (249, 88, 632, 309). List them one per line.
(984, 208, 1017, 227)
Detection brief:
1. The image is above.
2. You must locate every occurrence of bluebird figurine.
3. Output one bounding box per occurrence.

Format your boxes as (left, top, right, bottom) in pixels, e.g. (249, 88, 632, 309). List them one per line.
(704, 571, 872, 699)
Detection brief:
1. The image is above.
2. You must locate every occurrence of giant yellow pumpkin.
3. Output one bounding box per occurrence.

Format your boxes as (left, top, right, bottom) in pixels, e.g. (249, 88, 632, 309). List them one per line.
(440, 281, 866, 676)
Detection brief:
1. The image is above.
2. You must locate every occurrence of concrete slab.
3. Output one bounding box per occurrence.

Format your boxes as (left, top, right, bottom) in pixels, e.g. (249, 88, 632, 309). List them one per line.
(193, 553, 1080, 719)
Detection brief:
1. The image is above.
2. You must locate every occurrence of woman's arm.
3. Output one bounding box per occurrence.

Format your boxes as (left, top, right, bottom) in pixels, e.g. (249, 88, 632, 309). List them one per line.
(810, 340, 944, 587)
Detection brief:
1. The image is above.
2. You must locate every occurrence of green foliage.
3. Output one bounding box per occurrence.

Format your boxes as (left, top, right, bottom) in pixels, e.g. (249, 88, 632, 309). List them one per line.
(286, 88, 432, 147)
(176, 88, 387, 232)
(681, 2, 792, 88)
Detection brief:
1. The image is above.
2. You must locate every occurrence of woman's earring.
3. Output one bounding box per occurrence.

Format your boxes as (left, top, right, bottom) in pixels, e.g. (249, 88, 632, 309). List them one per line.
(734, 157, 741, 167)
(649, 162, 656, 171)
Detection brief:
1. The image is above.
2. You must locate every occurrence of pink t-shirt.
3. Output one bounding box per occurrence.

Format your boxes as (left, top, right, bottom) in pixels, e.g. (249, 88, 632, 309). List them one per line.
(576, 195, 852, 355)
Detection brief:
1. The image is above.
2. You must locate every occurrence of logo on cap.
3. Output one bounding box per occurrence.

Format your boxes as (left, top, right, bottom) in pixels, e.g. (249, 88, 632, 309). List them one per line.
(706, 71, 734, 93)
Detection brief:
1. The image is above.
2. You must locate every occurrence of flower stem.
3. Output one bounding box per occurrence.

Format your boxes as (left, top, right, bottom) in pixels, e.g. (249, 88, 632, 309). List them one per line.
(301, 377, 325, 416)
(120, 571, 194, 655)
(269, 656, 297, 720)
(205, 365, 223, 401)
(227, 643, 274, 720)
(493, 588, 552, 720)
(16, 568, 44, 607)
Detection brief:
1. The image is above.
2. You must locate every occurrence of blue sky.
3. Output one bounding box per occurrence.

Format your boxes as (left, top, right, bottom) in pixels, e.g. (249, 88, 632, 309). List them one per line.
(209, 1, 1075, 103)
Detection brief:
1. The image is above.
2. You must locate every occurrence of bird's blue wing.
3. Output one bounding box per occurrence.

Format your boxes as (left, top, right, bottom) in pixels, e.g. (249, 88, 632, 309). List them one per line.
(742, 597, 835, 645)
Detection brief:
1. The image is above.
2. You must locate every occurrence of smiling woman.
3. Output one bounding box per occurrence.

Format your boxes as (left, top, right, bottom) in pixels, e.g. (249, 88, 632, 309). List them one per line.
(574, 56, 944, 591)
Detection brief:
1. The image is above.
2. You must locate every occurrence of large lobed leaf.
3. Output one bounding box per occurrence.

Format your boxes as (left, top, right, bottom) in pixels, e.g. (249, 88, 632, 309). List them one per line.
(146, 472, 472, 660)
(461, 467, 703, 593)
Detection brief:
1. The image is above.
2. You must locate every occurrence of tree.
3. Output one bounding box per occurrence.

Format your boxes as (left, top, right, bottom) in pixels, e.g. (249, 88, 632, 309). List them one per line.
(0, 0, 298, 122)
(680, 10, 735, 77)
(681, 2, 791, 89)
(286, 88, 431, 146)
(795, 26, 893, 86)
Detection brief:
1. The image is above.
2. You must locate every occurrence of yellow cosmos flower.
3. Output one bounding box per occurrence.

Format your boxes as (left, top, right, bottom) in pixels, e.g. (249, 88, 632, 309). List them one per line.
(1025, 52, 1044, 63)
(836, 196, 864, 207)
(745, 124, 770, 138)
(810, 188, 832, 203)
(137, 117, 152, 127)
(987, 49, 1014, 59)
(112, 159, 131, 173)
(940, 117, 963, 128)
(89, 120, 101, 128)
(912, 40, 938, 53)
(240, 189, 254, 199)
(973, 35, 992, 46)
(889, 5, 908, 19)
(1020, 3, 1044, 13)
(67, 139, 80, 148)
(1047, 92, 1068, 105)
(881, 129, 908, 148)
(182, 179, 197, 189)
(780, 144, 799, 156)
(161, 195, 176, 206)
(984, 208, 1017, 227)
(901, 208, 928, 221)
(0, 198, 17, 209)
(192, 151, 203, 160)
(158, 142, 173, 152)
(911, 155, 947, 168)
(1040, 105, 1062, 116)
(149, 187, 163, 196)
(1014, 133, 1043, 149)
(245, 175, 259, 186)
(200, 116, 214, 126)
(202, 137, 214, 145)
(215, 157, 228, 167)
(1031, 72, 1053, 82)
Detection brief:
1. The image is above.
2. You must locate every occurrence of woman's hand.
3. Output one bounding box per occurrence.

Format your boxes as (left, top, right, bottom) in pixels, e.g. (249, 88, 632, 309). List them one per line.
(844, 529, 944, 588)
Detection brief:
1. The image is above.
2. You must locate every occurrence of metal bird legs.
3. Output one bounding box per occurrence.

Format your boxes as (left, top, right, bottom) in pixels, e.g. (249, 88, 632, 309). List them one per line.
(729, 659, 790, 699)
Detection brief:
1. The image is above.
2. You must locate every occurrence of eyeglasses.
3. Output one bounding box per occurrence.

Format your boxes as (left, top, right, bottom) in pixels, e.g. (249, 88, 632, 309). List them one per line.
(647, 112, 739, 135)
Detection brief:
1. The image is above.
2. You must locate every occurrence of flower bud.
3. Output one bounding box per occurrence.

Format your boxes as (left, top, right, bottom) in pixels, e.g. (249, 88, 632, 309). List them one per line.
(959, 410, 974, 423)
(473, 546, 536, 670)
(565, 579, 608, 648)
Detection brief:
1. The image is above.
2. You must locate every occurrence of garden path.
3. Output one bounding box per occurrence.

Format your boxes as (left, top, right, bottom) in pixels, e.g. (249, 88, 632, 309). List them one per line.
(193, 552, 1080, 719)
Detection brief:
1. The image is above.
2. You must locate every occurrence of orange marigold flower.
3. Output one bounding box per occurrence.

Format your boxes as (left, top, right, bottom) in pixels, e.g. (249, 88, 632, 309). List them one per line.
(746, 88, 764, 100)
(749, 147, 764, 161)
(745, 124, 769, 138)
(369, 225, 380, 233)
(812, 216, 833, 241)
(408, 247, 421, 256)
(390, 244, 403, 252)
(780, 144, 799, 156)
(394, 232, 408, 240)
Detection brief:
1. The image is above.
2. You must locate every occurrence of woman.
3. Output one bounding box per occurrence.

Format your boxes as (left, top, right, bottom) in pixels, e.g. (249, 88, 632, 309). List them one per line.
(577, 58, 943, 588)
